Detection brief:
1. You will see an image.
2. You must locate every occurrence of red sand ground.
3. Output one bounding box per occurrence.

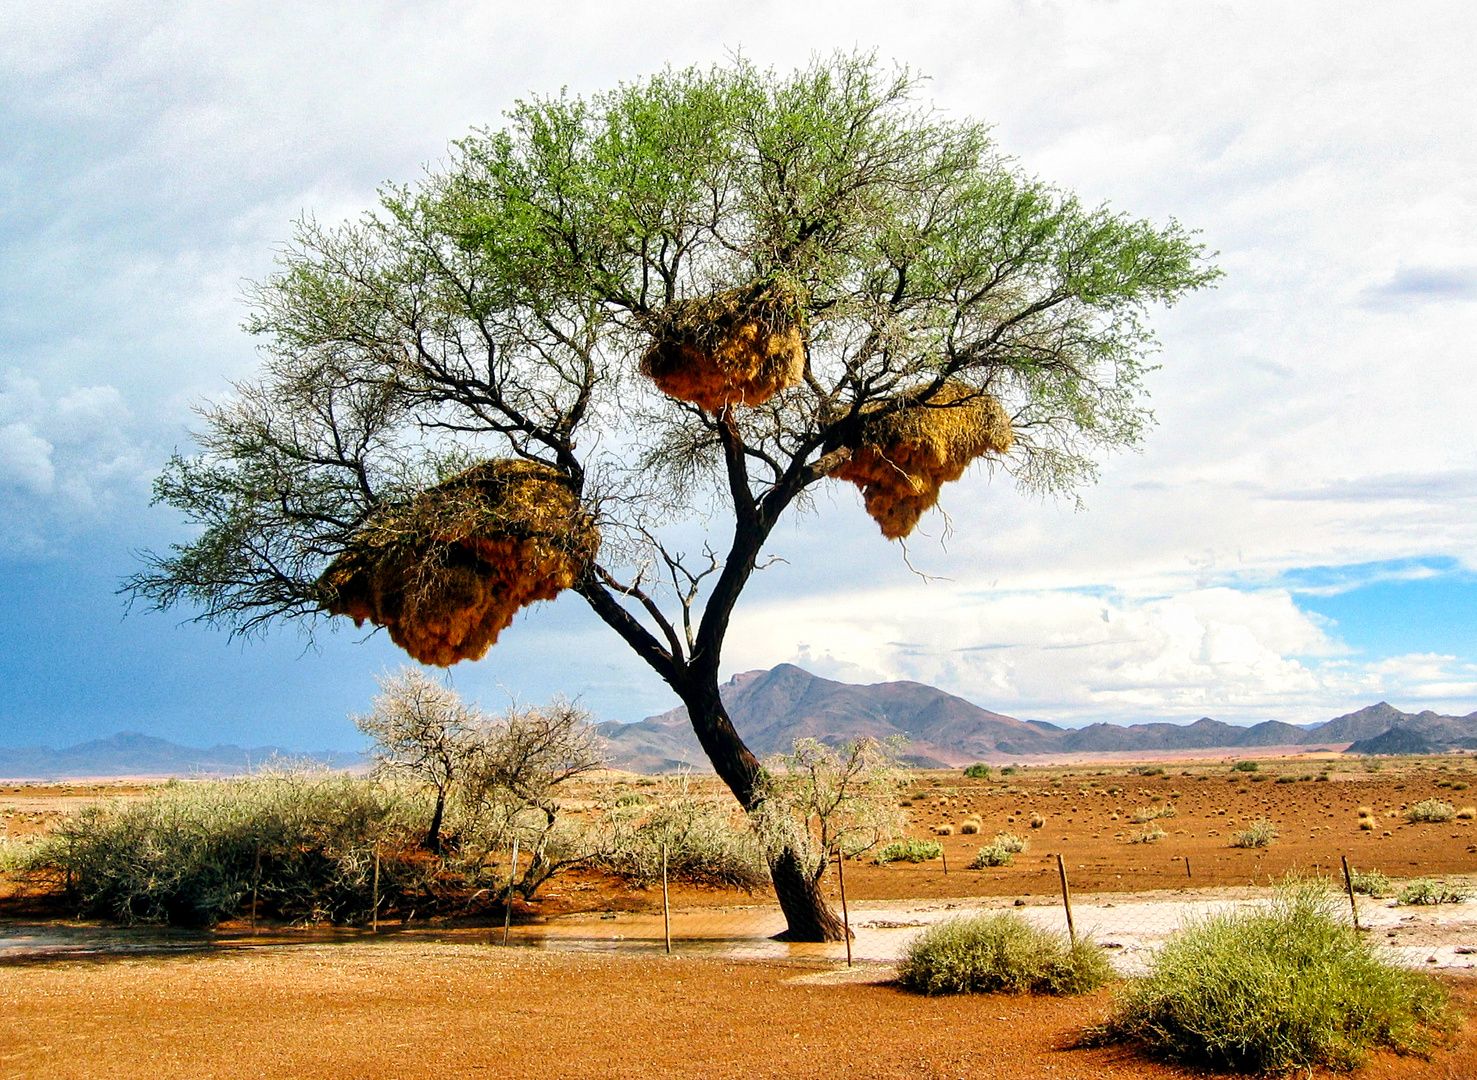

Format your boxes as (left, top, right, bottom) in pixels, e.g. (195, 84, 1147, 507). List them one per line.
(0, 945, 1473, 1080)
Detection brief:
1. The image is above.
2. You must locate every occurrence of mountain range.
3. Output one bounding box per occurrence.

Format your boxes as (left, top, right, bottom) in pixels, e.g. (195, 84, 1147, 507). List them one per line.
(592, 664, 1477, 771)
(7, 666, 1474, 779)
(0, 733, 356, 780)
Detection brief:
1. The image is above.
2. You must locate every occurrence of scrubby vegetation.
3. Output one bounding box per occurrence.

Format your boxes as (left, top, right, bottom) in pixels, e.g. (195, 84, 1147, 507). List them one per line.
(1092, 882, 1456, 1073)
(26, 772, 428, 926)
(963, 763, 992, 780)
(874, 838, 942, 864)
(1229, 818, 1277, 848)
(1347, 868, 1391, 897)
(899, 912, 1112, 996)
(969, 844, 1013, 868)
(1407, 799, 1456, 824)
(1398, 879, 1470, 906)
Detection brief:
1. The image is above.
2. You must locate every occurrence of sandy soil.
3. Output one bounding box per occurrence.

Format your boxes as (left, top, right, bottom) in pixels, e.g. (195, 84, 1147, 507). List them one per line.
(1, 942, 1474, 1080)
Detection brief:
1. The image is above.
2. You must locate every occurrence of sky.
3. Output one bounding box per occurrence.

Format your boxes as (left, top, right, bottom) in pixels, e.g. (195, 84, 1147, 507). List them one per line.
(2, 0, 1476, 751)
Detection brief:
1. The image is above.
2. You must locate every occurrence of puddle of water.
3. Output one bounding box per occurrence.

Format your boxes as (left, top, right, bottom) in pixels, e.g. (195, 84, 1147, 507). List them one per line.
(6, 894, 1476, 970)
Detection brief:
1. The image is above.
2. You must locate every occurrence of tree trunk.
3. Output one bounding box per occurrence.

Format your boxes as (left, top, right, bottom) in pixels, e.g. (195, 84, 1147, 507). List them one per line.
(769, 847, 850, 941)
(425, 790, 446, 854)
(680, 678, 849, 942)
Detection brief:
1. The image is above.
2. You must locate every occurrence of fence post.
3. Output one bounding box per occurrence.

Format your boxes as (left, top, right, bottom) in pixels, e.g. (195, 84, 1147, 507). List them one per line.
(370, 842, 379, 933)
(1341, 855, 1361, 932)
(503, 836, 519, 946)
(662, 842, 671, 955)
(941, 847, 948, 876)
(252, 843, 262, 934)
(1184, 856, 1192, 881)
(836, 847, 852, 968)
(1056, 853, 1076, 944)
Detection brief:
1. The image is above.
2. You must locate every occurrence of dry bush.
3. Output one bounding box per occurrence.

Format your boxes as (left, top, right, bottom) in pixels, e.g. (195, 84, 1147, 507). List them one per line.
(959, 820, 980, 835)
(1457, 807, 1477, 820)
(639, 282, 804, 411)
(1406, 799, 1456, 824)
(596, 776, 767, 890)
(1130, 824, 1168, 844)
(320, 461, 597, 666)
(992, 832, 1029, 854)
(1230, 818, 1277, 848)
(831, 382, 1013, 539)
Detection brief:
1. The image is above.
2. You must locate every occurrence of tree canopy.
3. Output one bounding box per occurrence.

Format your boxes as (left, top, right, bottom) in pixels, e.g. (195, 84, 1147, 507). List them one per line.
(129, 53, 1218, 939)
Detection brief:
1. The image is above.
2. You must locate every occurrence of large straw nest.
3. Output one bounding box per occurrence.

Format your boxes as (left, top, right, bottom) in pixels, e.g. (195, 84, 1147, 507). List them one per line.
(318, 460, 598, 666)
(639, 282, 805, 411)
(831, 382, 1014, 539)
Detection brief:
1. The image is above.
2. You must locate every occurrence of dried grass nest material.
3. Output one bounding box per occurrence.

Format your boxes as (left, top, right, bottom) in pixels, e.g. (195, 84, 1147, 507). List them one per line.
(831, 382, 1014, 540)
(318, 460, 598, 667)
(639, 282, 805, 412)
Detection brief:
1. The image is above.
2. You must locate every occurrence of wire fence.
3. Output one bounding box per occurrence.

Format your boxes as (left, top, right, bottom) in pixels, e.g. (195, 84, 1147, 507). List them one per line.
(472, 844, 1477, 975)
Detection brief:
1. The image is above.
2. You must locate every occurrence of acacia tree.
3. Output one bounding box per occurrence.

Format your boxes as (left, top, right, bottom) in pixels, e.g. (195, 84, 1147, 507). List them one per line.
(129, 54, 1217, 940)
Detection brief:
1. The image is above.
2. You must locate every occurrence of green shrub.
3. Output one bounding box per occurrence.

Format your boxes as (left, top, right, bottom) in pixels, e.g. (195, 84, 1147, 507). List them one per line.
(1348, 868, 1391, 897)
(1231, 760, 1260, 773)
(1092, 882, 1456, 1072)
(991, 831, 1028, 853)
(1000, 766, 1018, 776)
(1406, 799, 1456, 823)
(1230, 818, 1277, 848)
(969, 844, 1013, 868)
(963, 763, 992, 780)
(898, 912, 1112, 996)
(1131, 765, 1166, 776)
(873, 838, 943, 864)
(1398, 879, 1470, 905)
(27, 773, 428, 926)
(1275, 775, 1297, 784)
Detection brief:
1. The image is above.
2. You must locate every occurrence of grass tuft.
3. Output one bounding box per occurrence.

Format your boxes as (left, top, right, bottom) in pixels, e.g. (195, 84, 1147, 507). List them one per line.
(1230, 818, 1277, 848)
(1091, 882, 1457, 1072)
(898, 911, 1112, 996)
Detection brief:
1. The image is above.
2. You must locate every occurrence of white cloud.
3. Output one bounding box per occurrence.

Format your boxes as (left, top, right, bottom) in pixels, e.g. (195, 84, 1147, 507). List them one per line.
(0, 422, 55, 493)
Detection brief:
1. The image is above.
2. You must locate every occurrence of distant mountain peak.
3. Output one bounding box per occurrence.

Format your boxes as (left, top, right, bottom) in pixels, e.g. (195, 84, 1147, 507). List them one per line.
(595, 665, 1461, 772)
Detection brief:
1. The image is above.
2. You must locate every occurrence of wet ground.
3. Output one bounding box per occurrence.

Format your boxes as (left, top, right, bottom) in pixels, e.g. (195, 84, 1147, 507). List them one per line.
(6, 886, 1476, 975)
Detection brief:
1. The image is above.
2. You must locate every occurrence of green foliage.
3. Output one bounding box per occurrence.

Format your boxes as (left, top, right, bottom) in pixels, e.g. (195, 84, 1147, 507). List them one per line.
(968, 844, 1013, 868)
(1230, 818, 1277, 848)
(1406, 799, 1456, 823)
(1398, 879, 1470, 906)
(899, 912, 1113, 995)
(963, 763, 992, 780)
(1131, 765, 1165, 776)
(125, 53, 1218, 646)
(1000, 766, 1018, 776)
(1348, 868, 1391, 897)
(1230, 760, 1259, 773)
(1094, 882, 1456, 1072)
(874, 838, 943, 864)
(28, 773, 429, 926)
